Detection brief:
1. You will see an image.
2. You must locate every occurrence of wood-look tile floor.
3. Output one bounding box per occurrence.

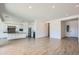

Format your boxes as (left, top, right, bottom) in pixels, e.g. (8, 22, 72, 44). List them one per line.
(0, 37, 79, 55)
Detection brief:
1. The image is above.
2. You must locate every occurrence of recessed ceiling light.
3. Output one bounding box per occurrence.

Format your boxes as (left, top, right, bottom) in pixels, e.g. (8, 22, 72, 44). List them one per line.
(52, 5, 55, 8)
(28, 6, 32, 8)
(75, 5, 79, 7)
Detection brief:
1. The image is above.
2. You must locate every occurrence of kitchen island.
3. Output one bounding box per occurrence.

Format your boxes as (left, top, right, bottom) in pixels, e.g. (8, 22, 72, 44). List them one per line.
(0, 33, 27, 40)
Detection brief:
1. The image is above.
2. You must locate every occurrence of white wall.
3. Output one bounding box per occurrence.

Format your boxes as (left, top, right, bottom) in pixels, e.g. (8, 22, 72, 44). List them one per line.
(50, 20, 61, 39)
(65, 20, 78, 37)
(78, 18, 79, 39)
(0, 18, 5, 33)
(61, 21, 66, 38)
(28, 20, 48, 38)
(35, 20, 48, 38)
(0, 18, 8, 38)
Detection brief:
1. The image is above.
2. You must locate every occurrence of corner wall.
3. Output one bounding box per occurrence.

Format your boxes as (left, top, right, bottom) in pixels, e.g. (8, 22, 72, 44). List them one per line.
(50, 20, 61, 39)
(35, 20, 48, 38)
(61, 21, 66, 38)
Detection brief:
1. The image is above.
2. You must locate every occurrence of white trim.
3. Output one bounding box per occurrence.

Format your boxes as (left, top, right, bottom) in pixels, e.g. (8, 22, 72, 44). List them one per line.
(47, 15, 79, 23)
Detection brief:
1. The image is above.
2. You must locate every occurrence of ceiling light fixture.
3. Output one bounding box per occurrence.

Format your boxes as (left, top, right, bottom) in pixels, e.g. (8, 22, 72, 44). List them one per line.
(52, 5, 55, 8)
(28, 6, 32, 8)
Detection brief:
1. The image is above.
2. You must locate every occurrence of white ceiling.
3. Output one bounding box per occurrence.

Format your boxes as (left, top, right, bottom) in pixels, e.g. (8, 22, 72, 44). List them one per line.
(3, 3, 79, 22)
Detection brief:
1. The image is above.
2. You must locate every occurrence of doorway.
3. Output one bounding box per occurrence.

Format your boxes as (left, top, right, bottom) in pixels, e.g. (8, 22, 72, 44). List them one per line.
(28, 27, 36, 38)
(28, 27, 32, 38)
(61, 18, 78, 38)
(48, 23, 50, 37)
